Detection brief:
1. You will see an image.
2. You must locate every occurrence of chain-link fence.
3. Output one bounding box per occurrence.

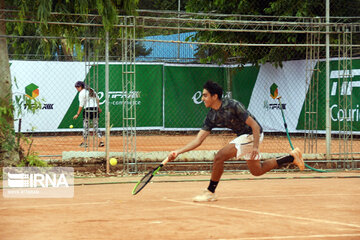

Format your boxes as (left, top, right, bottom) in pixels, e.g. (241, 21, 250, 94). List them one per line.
(3, 9, 360, 172)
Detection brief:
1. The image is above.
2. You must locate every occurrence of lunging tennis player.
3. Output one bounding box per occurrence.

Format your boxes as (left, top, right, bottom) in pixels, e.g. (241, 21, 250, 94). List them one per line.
(168, 80, 304, 202)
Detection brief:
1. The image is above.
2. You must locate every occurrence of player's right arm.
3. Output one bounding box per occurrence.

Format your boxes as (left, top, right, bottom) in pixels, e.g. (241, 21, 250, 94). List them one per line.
(168, 130, 210, 161)
(96, 95, 102, 113)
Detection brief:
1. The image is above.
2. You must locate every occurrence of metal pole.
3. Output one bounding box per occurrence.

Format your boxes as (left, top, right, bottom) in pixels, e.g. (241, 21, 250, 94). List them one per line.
(105, 31, 110, 173)
(325, 0, 331, 160)
(177, 0, 181, 59)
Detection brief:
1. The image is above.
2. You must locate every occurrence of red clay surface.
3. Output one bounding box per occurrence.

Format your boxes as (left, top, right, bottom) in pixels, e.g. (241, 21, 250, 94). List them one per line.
(1, 172, 360, 240)
(28, 134, 360, 158)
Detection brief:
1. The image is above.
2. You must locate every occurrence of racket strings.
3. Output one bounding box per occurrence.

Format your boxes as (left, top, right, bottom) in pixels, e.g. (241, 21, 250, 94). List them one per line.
(133, 171, 153, 194)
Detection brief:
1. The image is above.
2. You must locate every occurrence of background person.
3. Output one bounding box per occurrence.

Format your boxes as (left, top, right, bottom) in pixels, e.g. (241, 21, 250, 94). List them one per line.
(73, 81, 104, 147)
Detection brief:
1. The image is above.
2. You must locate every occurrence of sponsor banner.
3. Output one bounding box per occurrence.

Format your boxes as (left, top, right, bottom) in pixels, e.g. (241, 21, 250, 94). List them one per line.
(58, 64, 163, 129)
(296, 59, 360, 132)
(164, 64, 225, 128)
(248, 60, 315, 133)
(163, 64, 259, 129)
(11, 61, 163, 132)
(231, 66, 260, 108)
(11, 59, 360, 133)
(11, 61, 86, 132)
(3, 167, 74, 198)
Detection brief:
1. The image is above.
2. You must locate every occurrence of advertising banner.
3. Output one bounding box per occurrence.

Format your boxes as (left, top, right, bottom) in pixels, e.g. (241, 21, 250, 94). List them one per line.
(296, 59, 360, 132)
(11, 59, 360, 133)
(163, 64, 226, 129)
(248, 60, 315, 133)
(11, 61, 163, 132)
(11, 61, 86, 132)
(58, 64, 163, 129)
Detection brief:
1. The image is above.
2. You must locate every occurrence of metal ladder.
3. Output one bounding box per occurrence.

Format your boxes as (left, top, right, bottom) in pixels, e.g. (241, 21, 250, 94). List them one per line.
(337, 26, 353, 169)
(304, 18, 321, 154)
(121, 16, 137, 173)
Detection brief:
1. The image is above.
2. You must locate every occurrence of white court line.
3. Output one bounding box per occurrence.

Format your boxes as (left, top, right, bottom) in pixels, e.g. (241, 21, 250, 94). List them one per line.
(221, 193, 360, 199)
(0, 201, 111, 210)
(218, 233, 360, 240)
(165, 198, 360, 229)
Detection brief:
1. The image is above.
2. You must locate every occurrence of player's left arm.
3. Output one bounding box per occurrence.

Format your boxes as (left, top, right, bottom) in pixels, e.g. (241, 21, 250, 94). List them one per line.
(245, 116, 261, 160)
(73, 106, 83, 119)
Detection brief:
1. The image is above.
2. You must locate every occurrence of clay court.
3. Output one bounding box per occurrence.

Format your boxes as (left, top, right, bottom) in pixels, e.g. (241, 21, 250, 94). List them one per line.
(28, 134, 360, 158)
(1, 171, 360, 240)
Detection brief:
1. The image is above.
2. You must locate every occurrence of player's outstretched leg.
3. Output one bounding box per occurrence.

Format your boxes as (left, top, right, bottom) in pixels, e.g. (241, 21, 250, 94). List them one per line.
(193, 144, 236, 202)
(290, 147, 304, 170)
(275, 147, 304, 170)
(193, 189, 217, 202)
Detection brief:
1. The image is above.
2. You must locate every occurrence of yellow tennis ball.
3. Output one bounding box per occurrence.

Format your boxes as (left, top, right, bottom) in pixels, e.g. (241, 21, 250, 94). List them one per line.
(69, 125, 73, 128)
(110, 158, 117, 166)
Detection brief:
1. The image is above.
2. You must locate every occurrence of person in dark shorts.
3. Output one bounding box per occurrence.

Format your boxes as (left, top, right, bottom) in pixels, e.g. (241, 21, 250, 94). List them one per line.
(73, 81, 104, 147)
(168, 80, 304, 202)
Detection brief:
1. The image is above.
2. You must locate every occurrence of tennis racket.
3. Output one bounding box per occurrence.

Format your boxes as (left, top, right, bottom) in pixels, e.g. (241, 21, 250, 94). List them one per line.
(132, 156, 170, 195)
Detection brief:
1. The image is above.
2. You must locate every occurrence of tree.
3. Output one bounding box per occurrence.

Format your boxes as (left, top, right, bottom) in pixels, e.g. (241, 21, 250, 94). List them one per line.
(138, 0, 188, 11)
(185, 0, 360, 66)
(0, 0, 139, 166)
(0, 0, 17, 166)
(5, 0, 154, 62)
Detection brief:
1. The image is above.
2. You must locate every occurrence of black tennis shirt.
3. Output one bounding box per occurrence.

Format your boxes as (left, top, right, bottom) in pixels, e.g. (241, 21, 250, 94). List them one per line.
(201, 98, 263, 136)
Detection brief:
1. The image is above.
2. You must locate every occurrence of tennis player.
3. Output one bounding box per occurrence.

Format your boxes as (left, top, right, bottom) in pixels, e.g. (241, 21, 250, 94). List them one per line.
(73, 81, 104, 147)
(168, 80, 304, 202)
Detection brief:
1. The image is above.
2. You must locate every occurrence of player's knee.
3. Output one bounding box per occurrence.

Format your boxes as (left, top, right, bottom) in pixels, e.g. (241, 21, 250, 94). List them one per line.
(213, 153, 226, 165)
(249, 167, 263, 176)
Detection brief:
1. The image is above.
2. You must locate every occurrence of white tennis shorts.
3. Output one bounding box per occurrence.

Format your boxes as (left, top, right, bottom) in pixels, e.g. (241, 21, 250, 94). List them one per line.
(230, 133, 264, 160)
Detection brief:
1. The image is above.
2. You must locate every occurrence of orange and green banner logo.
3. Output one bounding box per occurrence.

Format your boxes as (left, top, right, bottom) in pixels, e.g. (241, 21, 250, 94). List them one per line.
(270, 83, 278, 99)
(25, 83, 39, 99)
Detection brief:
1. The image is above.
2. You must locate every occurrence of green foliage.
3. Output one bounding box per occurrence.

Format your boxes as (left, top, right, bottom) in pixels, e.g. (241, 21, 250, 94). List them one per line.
(17, 153, 48, 167)
(5, 0, 146, 61)
(139, 0, 188, 11)
(185, 0, 360, 66)
(0, 79, 45, 167)
(0, 98, 16, 154)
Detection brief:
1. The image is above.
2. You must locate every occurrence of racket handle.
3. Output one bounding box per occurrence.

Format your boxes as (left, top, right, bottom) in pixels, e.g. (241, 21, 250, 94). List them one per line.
(161, 157, 170, 165)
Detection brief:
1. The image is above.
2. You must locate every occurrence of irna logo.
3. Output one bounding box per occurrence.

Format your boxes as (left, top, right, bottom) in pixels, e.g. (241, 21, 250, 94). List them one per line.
(3, 167, 74, 198)
(7, 172, 69, 188)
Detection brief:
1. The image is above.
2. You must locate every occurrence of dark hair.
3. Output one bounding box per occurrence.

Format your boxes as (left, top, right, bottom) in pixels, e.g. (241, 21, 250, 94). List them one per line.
(75, 81, 96, 98)
(203, 80, 223, 100)
(75, 81, 85, 89)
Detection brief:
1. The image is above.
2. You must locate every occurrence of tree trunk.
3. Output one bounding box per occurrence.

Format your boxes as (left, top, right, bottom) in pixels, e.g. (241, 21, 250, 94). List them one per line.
(60, 38, 74, 61)
(0, 1, 20, 166)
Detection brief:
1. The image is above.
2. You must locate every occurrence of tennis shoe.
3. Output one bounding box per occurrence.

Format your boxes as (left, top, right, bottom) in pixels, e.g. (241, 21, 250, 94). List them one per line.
(193, 189, 217, 202)
(290, 147, 304, 171)
(79, 142, 88, 148)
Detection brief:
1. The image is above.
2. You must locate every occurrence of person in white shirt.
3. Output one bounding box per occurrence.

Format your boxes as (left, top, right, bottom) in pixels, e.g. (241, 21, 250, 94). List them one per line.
(73, 81, 104, 147)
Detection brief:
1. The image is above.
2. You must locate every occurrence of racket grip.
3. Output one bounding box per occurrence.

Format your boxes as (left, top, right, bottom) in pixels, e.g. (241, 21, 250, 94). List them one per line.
(161, 157, 170, 165)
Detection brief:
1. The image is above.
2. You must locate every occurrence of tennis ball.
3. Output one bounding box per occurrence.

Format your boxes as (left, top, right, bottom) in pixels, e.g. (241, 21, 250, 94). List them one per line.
(69, 125, 73, 128)
(110, 158, 117, 166)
